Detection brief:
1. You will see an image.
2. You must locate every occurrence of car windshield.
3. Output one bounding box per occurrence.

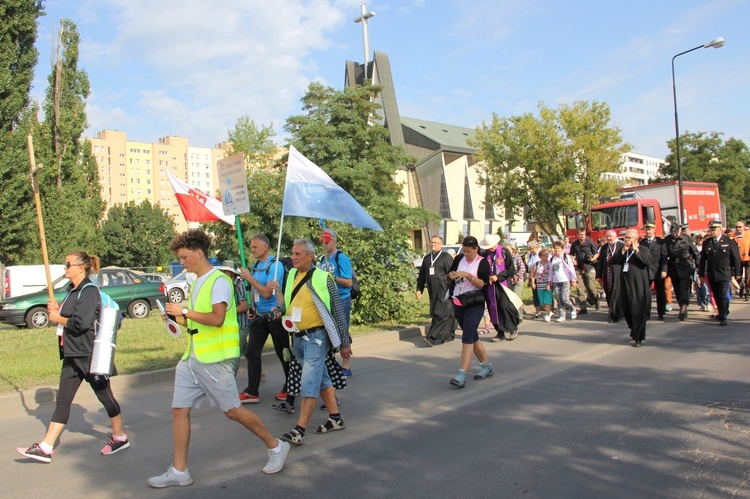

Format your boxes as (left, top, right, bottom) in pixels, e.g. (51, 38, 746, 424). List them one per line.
(591, 205, 638, 230)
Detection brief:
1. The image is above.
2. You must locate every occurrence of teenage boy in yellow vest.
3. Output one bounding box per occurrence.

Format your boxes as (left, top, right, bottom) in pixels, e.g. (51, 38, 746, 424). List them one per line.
(270, 238, 352, 446)
(149, 229, 289, 488)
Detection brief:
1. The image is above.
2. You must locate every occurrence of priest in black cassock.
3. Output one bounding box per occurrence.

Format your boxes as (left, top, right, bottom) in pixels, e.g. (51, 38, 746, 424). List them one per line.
(596, 230, 625, 323)
(417, 236, 457, 346)
(610, 229, 652, 346)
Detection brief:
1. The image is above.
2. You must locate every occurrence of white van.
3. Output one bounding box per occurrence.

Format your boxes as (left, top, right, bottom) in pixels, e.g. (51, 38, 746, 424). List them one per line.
(1, 265, 66, 300)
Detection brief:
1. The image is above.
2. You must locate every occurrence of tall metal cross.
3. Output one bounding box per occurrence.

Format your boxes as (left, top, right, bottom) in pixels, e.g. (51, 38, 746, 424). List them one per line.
(354, 3, 375, 80)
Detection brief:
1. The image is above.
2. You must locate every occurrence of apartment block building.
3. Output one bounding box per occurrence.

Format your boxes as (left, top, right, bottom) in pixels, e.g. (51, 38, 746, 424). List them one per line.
(88, 130, 228, 232)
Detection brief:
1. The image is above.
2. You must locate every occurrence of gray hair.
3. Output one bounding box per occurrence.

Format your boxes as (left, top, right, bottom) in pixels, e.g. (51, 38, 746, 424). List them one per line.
(251, 234, 270, 248)
(606, 230, 617, 237)
(293, 238, 316, 256)
(528, 241, 540, 250)
(624, 229, 638, 239)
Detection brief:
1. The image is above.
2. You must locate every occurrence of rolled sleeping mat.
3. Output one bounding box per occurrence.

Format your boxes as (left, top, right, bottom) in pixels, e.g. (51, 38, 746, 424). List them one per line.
(90, 307, 119, 375)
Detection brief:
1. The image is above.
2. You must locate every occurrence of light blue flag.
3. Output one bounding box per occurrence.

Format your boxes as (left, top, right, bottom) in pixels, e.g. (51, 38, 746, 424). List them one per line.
(281, 145, 383, 231)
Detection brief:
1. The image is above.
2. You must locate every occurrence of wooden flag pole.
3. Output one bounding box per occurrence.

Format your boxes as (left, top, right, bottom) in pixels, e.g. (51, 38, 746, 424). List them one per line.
(27, 135, 56, 304)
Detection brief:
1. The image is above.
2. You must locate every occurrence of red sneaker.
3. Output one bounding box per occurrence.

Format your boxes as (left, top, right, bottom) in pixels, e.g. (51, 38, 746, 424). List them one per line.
(275, 391, 288, 401)
(239, 393, 260, 404)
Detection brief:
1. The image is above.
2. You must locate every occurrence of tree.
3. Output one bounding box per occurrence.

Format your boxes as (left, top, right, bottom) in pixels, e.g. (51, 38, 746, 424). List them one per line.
(0, 0, 44, 264)
(470, 101, 628, 239)
(32, 19, 105, 262)
(101, 200, 176, 268)
(660, 131, 750, 223)
(226, 116, 277, 168)
(284, 82, 432, 324)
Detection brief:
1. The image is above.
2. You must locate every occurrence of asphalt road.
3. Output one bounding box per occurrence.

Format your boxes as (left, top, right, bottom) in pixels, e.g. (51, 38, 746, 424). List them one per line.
(1, 299, 749, 498)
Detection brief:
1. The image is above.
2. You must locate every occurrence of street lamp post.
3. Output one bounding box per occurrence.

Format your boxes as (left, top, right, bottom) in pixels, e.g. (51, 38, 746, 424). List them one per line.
(671, 37, 724, 225)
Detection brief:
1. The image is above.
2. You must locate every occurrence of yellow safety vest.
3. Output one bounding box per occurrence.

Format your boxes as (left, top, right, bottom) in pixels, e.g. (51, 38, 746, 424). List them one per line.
(182, 270, 239, 363)
(285, 268, 332, 312)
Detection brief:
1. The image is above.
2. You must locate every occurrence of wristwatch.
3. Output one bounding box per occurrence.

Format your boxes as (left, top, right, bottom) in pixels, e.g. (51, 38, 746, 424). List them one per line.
(182, 308, 189, 318)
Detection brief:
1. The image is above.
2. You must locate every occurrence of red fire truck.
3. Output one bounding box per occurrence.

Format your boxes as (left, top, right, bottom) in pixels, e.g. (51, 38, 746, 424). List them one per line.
(566, 181, 722, 243)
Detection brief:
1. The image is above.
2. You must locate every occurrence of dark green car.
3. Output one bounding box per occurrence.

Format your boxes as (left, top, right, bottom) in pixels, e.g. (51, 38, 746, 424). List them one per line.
(0, 266, 167, 329)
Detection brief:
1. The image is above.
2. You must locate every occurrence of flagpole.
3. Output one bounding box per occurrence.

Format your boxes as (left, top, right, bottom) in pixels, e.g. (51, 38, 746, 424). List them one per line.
(273, 215, 285, 291)
(27, 135, 56, 304)
(235, 215, 247, 268)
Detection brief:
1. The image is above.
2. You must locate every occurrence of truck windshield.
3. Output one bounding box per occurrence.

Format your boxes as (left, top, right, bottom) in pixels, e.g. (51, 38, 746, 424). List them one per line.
(591, 205, 638, 230)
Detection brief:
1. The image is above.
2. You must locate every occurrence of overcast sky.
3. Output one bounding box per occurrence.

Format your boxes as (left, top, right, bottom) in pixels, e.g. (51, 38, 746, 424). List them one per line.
(32, 0, 749, 159)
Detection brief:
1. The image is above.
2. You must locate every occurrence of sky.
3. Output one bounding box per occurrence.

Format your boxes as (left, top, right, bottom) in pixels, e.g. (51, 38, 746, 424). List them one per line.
(32, 0, 750, 159)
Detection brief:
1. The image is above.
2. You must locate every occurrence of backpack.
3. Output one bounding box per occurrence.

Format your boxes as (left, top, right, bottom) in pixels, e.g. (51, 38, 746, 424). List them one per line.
(252, 256, 290, 287)
(79, 282, 123, 331)
(334, 251, 360, 300)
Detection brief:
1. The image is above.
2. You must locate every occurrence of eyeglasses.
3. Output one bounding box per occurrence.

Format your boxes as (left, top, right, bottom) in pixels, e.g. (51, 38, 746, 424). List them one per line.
(63, 262, 82, 269)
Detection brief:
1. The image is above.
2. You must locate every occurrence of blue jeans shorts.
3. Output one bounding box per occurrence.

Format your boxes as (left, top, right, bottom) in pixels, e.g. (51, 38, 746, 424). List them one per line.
(292, 327, 332, 398)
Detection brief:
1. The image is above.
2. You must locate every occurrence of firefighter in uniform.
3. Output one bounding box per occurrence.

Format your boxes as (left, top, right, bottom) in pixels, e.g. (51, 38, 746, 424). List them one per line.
(663, 224, 699, 321)
(698, 220, 742, 326)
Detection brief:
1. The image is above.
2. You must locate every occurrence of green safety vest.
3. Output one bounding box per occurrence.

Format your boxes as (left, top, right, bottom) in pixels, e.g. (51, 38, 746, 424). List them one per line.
(182, 270, 239, 363)
(285, 268, 332, 312)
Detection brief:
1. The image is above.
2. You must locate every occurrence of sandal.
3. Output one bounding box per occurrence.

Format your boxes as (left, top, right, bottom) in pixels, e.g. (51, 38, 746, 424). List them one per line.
(478, 327, 492, 335)
(271, 402, 295, 414)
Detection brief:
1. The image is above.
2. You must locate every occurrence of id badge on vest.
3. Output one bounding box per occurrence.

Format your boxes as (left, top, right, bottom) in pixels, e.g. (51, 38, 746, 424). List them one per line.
(429, 267, 435, 275)
(291, 306, 302, 322)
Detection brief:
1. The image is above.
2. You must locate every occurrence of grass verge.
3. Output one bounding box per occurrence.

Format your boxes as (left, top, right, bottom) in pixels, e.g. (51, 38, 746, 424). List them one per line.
(0, 296, 432, 394)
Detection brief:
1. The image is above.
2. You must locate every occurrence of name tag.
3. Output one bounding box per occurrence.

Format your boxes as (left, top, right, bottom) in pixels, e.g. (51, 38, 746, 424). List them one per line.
(253, 290, 260, 303)
(429, 267, 435, 275)
(622, 263, 629, 273)
(291, 306, 302, 322)
(56, 324, 64, 337)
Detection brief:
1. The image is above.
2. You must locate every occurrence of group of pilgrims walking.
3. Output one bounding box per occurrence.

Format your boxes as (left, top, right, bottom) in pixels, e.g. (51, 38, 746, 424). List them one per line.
(417, 219, 746, 387)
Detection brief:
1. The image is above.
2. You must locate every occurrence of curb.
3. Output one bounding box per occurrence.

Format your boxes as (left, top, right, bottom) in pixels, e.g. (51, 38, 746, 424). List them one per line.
(0, 324, 427, 403)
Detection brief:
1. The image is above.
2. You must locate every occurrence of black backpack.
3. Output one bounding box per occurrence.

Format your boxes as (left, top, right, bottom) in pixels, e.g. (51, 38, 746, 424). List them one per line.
(334, 251, 360, 300)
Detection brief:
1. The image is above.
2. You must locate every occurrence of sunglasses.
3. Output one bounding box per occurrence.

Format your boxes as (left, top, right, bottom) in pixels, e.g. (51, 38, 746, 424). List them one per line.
(63, 262, 82, 269)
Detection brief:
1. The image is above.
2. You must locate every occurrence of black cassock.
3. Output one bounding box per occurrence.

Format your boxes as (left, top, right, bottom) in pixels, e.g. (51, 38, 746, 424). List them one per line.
(610, 244, 651, 342)
(417, 251, 456, 344)
(596, 241, 625, 322)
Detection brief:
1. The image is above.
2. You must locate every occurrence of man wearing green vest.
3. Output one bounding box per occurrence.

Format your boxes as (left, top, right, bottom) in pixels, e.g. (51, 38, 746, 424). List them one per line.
(149, 229, 289, 488)
(272, 238, 352, 446)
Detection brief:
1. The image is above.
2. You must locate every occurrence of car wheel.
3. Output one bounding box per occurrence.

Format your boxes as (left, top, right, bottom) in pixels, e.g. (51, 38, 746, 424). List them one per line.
(168, 288, 184, 303)
(26, 306, 50, 329)
(128, 299, 150, 319)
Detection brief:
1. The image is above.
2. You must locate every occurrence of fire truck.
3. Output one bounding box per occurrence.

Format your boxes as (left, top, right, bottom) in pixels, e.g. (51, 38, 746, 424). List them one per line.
(566, 181, 722, 243)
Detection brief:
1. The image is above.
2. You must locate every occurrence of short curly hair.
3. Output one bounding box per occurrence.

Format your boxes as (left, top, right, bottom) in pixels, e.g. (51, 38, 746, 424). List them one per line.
(169, 229, 211, 256)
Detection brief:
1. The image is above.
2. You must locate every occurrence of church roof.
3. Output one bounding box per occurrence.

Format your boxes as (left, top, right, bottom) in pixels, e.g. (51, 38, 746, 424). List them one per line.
(400, 116, 476, 152)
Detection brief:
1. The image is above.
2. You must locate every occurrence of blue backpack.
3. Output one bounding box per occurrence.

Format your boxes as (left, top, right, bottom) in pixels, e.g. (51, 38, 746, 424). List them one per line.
(79, 282, 123, 331)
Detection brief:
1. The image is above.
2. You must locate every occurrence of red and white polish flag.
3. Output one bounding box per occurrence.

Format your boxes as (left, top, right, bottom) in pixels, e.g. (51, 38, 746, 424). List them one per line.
(165, 170, 234, 225)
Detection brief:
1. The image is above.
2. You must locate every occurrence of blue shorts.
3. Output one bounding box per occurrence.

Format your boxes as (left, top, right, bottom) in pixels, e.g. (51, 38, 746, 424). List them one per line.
(453, 302, 484, 345)
(537, 288, 553, 306)
(292, 328, 332, 398)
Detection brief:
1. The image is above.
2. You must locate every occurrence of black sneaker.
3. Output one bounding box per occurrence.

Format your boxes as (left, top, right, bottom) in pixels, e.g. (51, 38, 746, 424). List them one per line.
(16, 443, 53, 463)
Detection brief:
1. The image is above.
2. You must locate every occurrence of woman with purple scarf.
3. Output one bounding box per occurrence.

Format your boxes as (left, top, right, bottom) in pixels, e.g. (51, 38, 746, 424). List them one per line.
(479, 234, 519, 342)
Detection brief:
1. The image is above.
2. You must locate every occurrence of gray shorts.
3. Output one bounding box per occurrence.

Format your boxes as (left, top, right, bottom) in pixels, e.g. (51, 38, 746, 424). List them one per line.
(172, 357, 241, 412)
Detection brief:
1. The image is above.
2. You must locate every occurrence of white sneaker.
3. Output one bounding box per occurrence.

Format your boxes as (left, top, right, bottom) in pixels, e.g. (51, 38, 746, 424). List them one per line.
(148, 466, 194, 488)
(555, 315, 566, 322)
(543, 314, 551, 322)
(262, 439, 290, 474)
(570, 310, 577, 320)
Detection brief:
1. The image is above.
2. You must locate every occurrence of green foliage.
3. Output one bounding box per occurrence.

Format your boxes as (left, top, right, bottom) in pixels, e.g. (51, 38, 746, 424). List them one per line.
(0, 0, 43, 133)
(470, 101, 628, 239)
(29, 19, 105, 262)
(660, 131, 750, 223)
(0, 0, 44, 264)
(226, 116, 277, 166)
(101, 200, 176, 267)
(284, 82, 432, 323)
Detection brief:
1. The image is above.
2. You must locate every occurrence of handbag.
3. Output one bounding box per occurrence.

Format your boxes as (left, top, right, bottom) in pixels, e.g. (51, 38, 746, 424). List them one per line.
(458, 289, 485, 307)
